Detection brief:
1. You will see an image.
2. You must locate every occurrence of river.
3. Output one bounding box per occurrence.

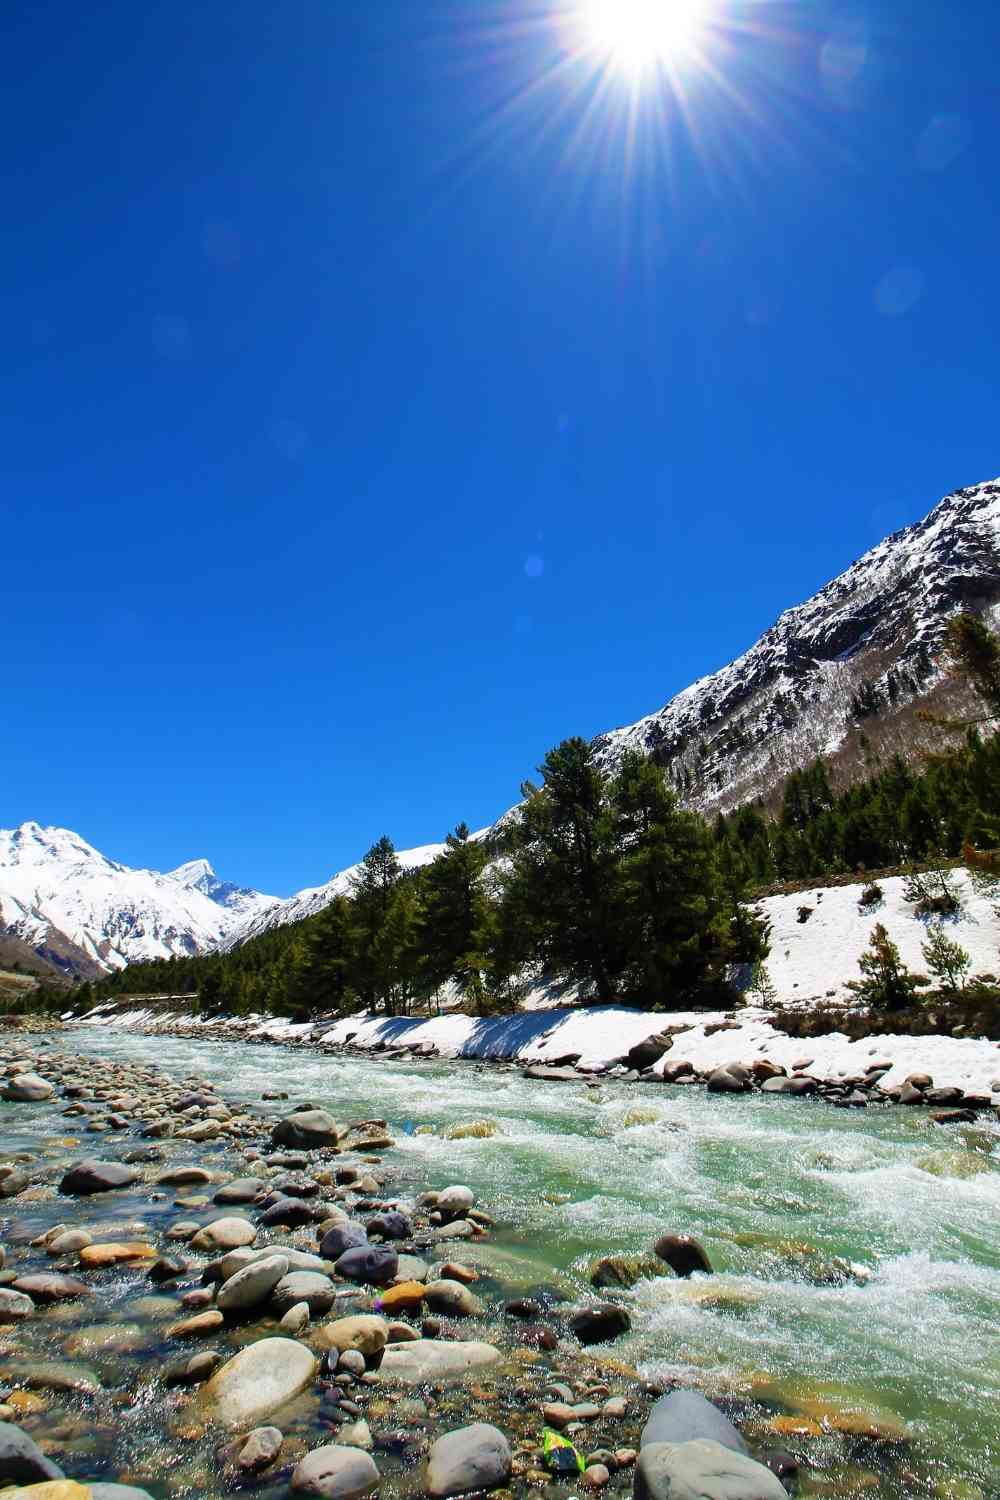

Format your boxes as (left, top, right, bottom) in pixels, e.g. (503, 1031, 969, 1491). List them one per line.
(50, 1027, 1000, 1493)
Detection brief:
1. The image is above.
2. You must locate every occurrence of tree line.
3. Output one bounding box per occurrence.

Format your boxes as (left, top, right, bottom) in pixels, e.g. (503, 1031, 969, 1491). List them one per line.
(58, 613, 1000, 1021)
(75, 741, 768, 1018)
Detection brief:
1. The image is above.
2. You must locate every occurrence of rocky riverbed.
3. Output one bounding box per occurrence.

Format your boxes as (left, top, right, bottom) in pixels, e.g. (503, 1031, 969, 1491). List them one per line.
(0, 1025, 997, 1500)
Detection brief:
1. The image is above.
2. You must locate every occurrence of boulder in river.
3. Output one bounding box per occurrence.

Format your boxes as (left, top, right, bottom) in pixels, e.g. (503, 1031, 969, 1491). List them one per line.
(272, 1109, 343, 1148)
(653, 1236, 712, 1278)
(0, 1288, 35, 1320)
(422, 1279, 481, 1317)
(315, 1315, 388, 1357)
(635, 1439, 787, 1500)
(426, 1423, 512, 1497)
(320, 1223, 369, 1261)
(374, 1339, 501, 1384)
(59, 1160, 140, 1195)
(189, 1217, 256, 1253)
(217, 1253, 289, 1312)
(335, 1245, 398, 1286)
(291, 1443, 380, 1498)
(271, 1270, 337, 1315)
(0, 1420, 65, 1484)
(568, 1304, 631, 1344)
(641, 1393, 748, 1454)
(1, 1072, 54, 1102)
(193, 1337, 318, 1428)
(12, 1273, 92, 1304)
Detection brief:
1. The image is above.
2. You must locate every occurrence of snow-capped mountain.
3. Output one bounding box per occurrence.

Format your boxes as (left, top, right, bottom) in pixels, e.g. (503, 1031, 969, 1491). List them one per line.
(0, 823, 276, 975)
(221, 474, 1000, 951)
(593, 476, 1000, 812)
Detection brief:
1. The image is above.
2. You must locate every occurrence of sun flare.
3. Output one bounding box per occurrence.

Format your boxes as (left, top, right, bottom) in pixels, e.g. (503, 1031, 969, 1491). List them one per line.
(579, 0, 712, 73)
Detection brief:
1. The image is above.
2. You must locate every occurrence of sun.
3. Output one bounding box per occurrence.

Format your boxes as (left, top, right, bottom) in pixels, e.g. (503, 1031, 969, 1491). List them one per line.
(579, 0, 712, 74)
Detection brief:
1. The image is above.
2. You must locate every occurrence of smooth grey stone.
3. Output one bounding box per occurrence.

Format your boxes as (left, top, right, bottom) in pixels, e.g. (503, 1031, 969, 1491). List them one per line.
(272, 1109, 343, 1148)
(335, 1245, 398, 1286)
(59, 1159, 140, 1194)
(641, 1393, 748, 1454)
(217, 1253, 289, 1312)
(291, 1442, 380, 1498)
(634, 1440, 786, 1500)
(426, 1422, 511, 1497)
(271, 1270, 337, 1314)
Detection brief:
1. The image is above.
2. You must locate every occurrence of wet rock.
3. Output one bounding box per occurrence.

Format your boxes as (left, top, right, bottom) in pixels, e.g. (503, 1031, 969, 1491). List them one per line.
(707, 1069, 749, 1094)
(422, 1278, 481, 1317)
(568, 1305, 631, 1345)
(1, 1073, 54, 1102)
(760, 1076, 817, 1097)
(156, 1166, 212, 1187)
(335, 1245, 398, 1286)
(2, 1359, 102, 1395)
(164, 1349, 225, 1387)
(273, 1109, 343, 1149)
(591, 1255, 667, 1290)
(366, 1211, 411, 1240)
(435, 1185, 474, 1218)
(641, 1393, 748, 1454)
(221, 1245, 328, 1278)
(281, 1301, 311, 1333)
(653, 1236, 712, 1278)
(213, 1176, 266, 1204)
(59, 1160, 140, 1195)
(376, 1280, 425, 1315)
(635, 1439, 786, 1500)
(0, 1288, 35, 1320)
(316, 1315, 388, 1358)
(189, 1216, 256, 1252)
(217, 1252, 289, 1312)
(260, 1196, 318, 1229)
(45, 1230, 93, 1256)
(374, 1339, 502, 1384)
(0, 1419, 65, 1484)
(237, 1425, 284, 1472)
(193, 1337, 319, 1428)
(426, 1422, 512, 1497)
(0, 1169, 29, 1198)
(166, 1309, 225, 1338)
(11, 1274, 92, 1304)
(291, 1443, 380, 1498)
(79, 1241, 156, 1268)
(271, 1270, 337, 1315)
(148, 1255, 190, 1283)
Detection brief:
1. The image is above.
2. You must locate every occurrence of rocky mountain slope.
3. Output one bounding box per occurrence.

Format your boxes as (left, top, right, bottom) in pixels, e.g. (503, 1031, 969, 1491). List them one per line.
(222, 474, 1000, 949)
(593, 476, 1000, 810)
(0, 823, 276, 975)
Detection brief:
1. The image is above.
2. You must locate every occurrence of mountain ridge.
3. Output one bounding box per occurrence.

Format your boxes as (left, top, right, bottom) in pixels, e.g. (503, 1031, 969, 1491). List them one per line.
(0, 822, 276, 976)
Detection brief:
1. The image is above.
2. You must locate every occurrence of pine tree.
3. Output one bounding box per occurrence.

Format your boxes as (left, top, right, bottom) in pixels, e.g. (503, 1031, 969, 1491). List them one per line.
(350, 836, 406, 1013)
(921, 925, 971, 991)
(282, 895, 357, 1015)
(418, 824, 494, 1009)
(847, 923, 920, 1011)
(502, 738, 626, 998)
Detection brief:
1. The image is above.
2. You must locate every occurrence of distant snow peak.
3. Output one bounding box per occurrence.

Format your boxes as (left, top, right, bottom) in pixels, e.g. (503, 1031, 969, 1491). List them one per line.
(0, 825, 275, 976)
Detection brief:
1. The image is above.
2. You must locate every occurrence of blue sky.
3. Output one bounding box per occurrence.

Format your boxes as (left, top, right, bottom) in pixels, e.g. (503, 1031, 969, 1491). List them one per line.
(3, 0, 998, 896)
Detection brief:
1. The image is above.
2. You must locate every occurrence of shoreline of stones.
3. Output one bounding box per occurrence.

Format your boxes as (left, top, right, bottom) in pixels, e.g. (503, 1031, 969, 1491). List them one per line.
(0, 1030, 812, 1500)
(68, 1011, 1000, 1124)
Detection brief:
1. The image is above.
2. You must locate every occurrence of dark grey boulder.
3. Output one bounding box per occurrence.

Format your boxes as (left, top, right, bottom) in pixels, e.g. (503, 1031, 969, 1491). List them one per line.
(334, 1245, 399, 1286)
(707, 1069, 747, 1094)
(653, 1235, 712, 1278)
(272, 1109, 342, 1148)
(0, 1169, 29, 1199)
(214, 1177, 266, 1204)
(320, 1222, 369, 1260)
(0, 1420, 65, 1484)
(366, 1211, 411, 1241)
(59, 1159, 140, 1195)
(641, 1392, 748, 1454)
(568, 1303, 631, 1344)
(259, 1195, 317, 1229)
